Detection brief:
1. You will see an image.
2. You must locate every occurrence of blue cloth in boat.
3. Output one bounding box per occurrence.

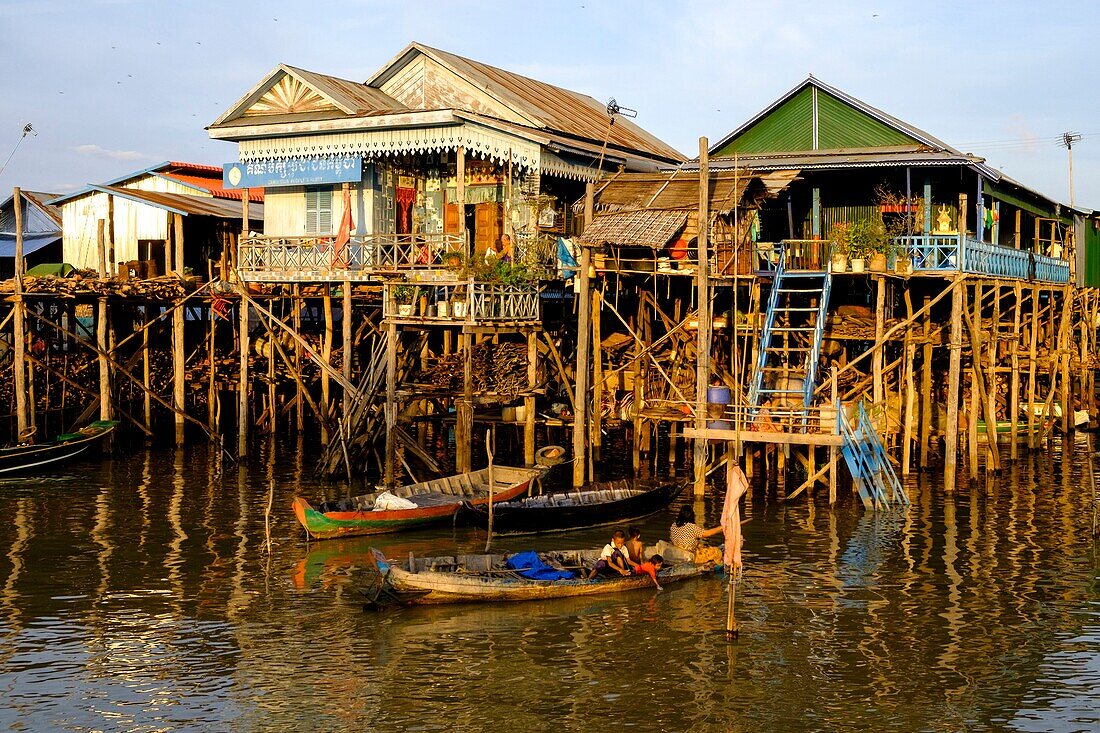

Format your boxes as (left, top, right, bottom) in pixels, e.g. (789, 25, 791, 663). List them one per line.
(505, 551, 574, 580)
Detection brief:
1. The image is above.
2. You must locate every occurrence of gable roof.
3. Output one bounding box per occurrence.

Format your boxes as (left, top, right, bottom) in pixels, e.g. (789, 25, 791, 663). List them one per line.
(710, 76, 961, 157)
(368, 42, 684, 163)
(1, 190, 62, 228)
(210, 64, 408, 128)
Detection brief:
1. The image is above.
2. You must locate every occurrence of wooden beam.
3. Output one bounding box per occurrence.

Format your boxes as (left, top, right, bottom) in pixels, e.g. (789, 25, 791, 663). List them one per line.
(572, 183, 594, 488)
(172, 213, 186, 445)
(12, 188, 27, 439)
(694, 137, 711, 496)
(945, 279, 963, 491)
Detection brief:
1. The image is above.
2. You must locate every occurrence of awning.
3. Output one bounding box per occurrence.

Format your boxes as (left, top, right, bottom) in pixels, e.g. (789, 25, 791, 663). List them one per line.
(580, 210, 688, 248)
(236, 121, 541, 172)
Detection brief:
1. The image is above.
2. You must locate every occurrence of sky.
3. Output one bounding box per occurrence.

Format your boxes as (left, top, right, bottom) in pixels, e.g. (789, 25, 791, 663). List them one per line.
(2, 0, 1099, 207)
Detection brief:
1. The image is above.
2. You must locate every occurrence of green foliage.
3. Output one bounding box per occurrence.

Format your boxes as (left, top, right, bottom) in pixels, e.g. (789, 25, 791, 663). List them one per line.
(846, 218, 890, 258)
(392, 284, 415, 303)
(450, 252, 538, 285)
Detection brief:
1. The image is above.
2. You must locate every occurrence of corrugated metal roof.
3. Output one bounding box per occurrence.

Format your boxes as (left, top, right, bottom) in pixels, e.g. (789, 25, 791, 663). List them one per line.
(0, 233, 61, 258)
(158, 171, 265, 202)
(51, 161, 255, 206)
(12, 191, 62, 227)
(581, 210, 688, 248)
(701, 147, 982, 170)
(588, 170, 767, 214)
(371, 43, 686, 164)
(96, 185, 263, 220)
(283, 64, 409, 115)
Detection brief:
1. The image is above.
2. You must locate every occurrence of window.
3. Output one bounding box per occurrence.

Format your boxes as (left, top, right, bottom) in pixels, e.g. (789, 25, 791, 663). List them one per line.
(305, 187, 333, 233)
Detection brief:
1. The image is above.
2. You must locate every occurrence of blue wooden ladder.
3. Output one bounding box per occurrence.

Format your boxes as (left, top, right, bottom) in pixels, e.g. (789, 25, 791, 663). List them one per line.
(838, 402, 908, 510)
(748, 250, 833, 418)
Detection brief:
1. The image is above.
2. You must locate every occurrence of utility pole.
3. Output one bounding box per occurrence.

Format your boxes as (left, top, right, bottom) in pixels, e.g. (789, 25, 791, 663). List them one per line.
(1061, 132, 1082, 206)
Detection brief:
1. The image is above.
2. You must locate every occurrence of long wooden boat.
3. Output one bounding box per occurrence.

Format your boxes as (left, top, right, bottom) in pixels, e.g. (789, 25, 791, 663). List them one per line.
(0, 420, 118, 475)
(458, 479, 686, 535)
(293, 465, 543, 540)
(367, 548, 712, 605)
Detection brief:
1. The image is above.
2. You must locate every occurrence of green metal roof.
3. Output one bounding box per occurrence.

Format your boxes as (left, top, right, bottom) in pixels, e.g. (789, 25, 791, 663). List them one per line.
(714, 87, 813, 155)
(816, 90, 914, 149)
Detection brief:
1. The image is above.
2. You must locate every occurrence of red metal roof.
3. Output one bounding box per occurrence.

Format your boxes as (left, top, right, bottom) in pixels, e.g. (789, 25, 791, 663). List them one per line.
(159, 170, 265, 202)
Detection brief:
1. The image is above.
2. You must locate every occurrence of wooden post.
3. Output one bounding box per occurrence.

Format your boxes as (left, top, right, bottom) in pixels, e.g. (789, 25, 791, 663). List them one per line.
(384, 321, 397, 486)
(919, 295, 933, 468)
(968, 283, 980, 479)
(456, 148, 466, 254)
(1058, 284, 1072, 436)
(12, 189, 28, 439)
(484, 428, 495, 552)
(572, 183, 594, 488)
(458, 331, 473, 473)
(945, 279, 963, 491)
(238, 298, 249, 456)
(524, 330, 536, 467)
(829, 366, 838, 504)
(902, 286, 916, 476)
(591, 288, 603, 458)
(145, 314, 154, 432)
(172, 213, 186, 445)
(97, 298, 111, 421)
(873, 275, 885, 404)
(106, 194, 115, 276)
(693, 137, 711, 496)
(205, 301, 215, 433)
(97, 219, 107, 278)
(1010, 282, 1022, 459)
(293, 286, 303, 432)
(321, 290, 333, 445)
(342, 280, 353, 427)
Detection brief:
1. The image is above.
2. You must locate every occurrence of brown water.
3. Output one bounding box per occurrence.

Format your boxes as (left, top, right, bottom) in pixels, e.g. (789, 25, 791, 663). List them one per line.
(0, 437, 1096, 732)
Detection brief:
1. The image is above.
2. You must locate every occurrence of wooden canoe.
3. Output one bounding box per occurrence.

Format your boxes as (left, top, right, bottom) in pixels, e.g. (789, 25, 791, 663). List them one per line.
(0, 420, 118, 475)
(368, 548, 712, 605)
(293, 465, 542, 540)
(458, 479, 686, 535)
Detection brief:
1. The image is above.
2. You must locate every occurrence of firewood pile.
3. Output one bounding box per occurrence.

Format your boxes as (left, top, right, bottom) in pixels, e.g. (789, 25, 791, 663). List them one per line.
(416, 342, 538, 398)
(1, 273, 189, 299)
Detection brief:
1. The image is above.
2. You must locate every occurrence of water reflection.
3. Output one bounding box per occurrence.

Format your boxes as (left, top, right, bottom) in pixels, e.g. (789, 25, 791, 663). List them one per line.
(0, 438, 1095, 731)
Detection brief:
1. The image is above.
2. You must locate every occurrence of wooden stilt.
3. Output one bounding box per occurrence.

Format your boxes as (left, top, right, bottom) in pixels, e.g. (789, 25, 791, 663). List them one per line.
(945, 279, 963, 491)
(1010, 283, 1022, 459)
(384, 320, 398, 486)
(902, 286, 916, 476)
(873, 275, 885, 404)
(238, 298, 249, 456)
(342, 279, 352, 427)
(458, 330, 473, 473)
(968, 283, 980, 479)
(12, 188, 28, 439)
(591, 287, 603, 458)
(172, 213, 186, 446)
(693, 137, 711, 497)
(321, 290, 333, 445)
(1028, 285, 1039, 449)
(572, 183, 594, 488)
(293, 286, 303, 432)
(919, 295, 933, 468)
(524, 330, 537, 467)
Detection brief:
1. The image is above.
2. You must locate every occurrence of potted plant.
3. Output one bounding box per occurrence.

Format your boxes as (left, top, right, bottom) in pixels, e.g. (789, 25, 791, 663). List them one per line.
(848, 218, 886, 273)
(829, 222, 850, 273)
(392, 284, 416, 316)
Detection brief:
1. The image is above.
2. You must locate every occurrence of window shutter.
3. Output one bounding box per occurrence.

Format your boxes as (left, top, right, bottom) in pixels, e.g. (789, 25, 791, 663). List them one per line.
(318, 189, 332, 233)
(305, 189, 318, 233)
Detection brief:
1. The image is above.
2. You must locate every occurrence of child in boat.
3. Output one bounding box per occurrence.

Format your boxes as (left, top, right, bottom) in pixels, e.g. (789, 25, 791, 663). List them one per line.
(587, 530, 634, 578)
(625, 526, 645, 566)
(670, 506, 723, 565)
(634, 554, 665, 590)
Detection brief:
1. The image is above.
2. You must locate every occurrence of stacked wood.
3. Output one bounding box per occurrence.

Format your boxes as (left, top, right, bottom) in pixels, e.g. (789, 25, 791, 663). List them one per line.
(416, 342, 538, 398)
(0, 274, 189, 300)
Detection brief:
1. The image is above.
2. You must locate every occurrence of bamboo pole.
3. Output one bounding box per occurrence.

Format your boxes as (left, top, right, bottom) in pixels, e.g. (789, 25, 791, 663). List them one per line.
(238, 298, 249, 456)
(524, 330, 536, 467)
(968, 283, 980, 478)
(572, 183, 594, 488)
(945, 279, 963, 491)
(873, 275, 885, 404)
(457, 331, 473, 474)
(919, 295, 933, 468)
(294, 286, 303, 431)
(384, 320, 398, 487)
(172, 213, 186, 445)
(694, 137, 711, 497)
(12, 188, 28, 439)
(1010, 283, 1022, 459)
(902, 286, 916, 476)
(97, 298, 111, 422)
(321, 290, 333, 445)
(591, 287, 603, 457)
(1028, 285, 1039, 448)
(484, 427, 495, 553)
(342, 279, 352, 425)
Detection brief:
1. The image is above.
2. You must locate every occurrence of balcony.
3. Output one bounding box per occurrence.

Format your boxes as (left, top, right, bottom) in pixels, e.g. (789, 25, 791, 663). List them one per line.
(749, 235, 1070, 283)
(383, 280, 541, 325)
(237, 233, 465, 282)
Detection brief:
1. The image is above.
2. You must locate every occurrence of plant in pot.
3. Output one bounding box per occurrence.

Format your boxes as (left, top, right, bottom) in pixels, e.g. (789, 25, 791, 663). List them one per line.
(848, 218, 886, 273)
(392, 284, 416, 316)
(829, 222, 851, 273)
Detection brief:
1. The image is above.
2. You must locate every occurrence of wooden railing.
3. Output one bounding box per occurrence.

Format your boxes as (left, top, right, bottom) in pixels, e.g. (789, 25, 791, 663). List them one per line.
(382, 280, 541, 324)
(237, 233, 465, 282)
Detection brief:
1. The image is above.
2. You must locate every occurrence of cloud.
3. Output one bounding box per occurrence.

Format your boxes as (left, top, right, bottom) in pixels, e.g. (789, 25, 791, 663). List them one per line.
(73, 144, 156, 162)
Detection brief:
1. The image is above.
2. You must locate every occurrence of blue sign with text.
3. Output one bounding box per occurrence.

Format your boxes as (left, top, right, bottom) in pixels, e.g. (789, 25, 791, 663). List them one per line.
(222, 156, 362, 189)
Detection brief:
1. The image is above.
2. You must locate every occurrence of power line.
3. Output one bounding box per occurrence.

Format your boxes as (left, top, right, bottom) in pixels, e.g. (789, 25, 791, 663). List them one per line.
(0, 123, 36, 179)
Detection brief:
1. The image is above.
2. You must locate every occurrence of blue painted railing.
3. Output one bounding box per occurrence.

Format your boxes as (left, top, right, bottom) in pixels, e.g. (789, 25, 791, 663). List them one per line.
(897, 235, 1070, 283)
(754, 237, 1069, 283)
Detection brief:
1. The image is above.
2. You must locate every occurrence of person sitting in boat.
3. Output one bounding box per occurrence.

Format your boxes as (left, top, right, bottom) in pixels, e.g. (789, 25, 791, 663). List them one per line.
(670, 506, 723, 565)
(633, 554, 665, 590)
(625, 526, 646, 566)
(587, 530, 634, 578)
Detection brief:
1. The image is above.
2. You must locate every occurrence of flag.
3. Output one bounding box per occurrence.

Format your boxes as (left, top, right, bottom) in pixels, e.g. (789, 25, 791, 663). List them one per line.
(333, 185, 352, 268)
(722, 460, 749, 569)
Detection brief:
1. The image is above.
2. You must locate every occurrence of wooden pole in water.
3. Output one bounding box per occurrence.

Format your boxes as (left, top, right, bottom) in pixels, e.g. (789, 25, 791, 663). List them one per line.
(945, 279, 963, 492)
(524, 330, 537, 466)
(1010, 283, 1022, 460)
(1027, 285, 1039, 449)
(694, 137, 711, 497)
(919, 295, 933, 468)
(968, 283, 980, 479)
(293, 286, 303, 432)
(12, 188, 28, 440)
(484, 427, 495, 553)
(238, 298, 249, 456)
(321, 290, 333, 445)
(591, 287, 603, 459)
(902, 286, 916, 476)
(572, 183, 594, 488)
(172, 213, 186, 445)
(384, 320, 397, 486)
